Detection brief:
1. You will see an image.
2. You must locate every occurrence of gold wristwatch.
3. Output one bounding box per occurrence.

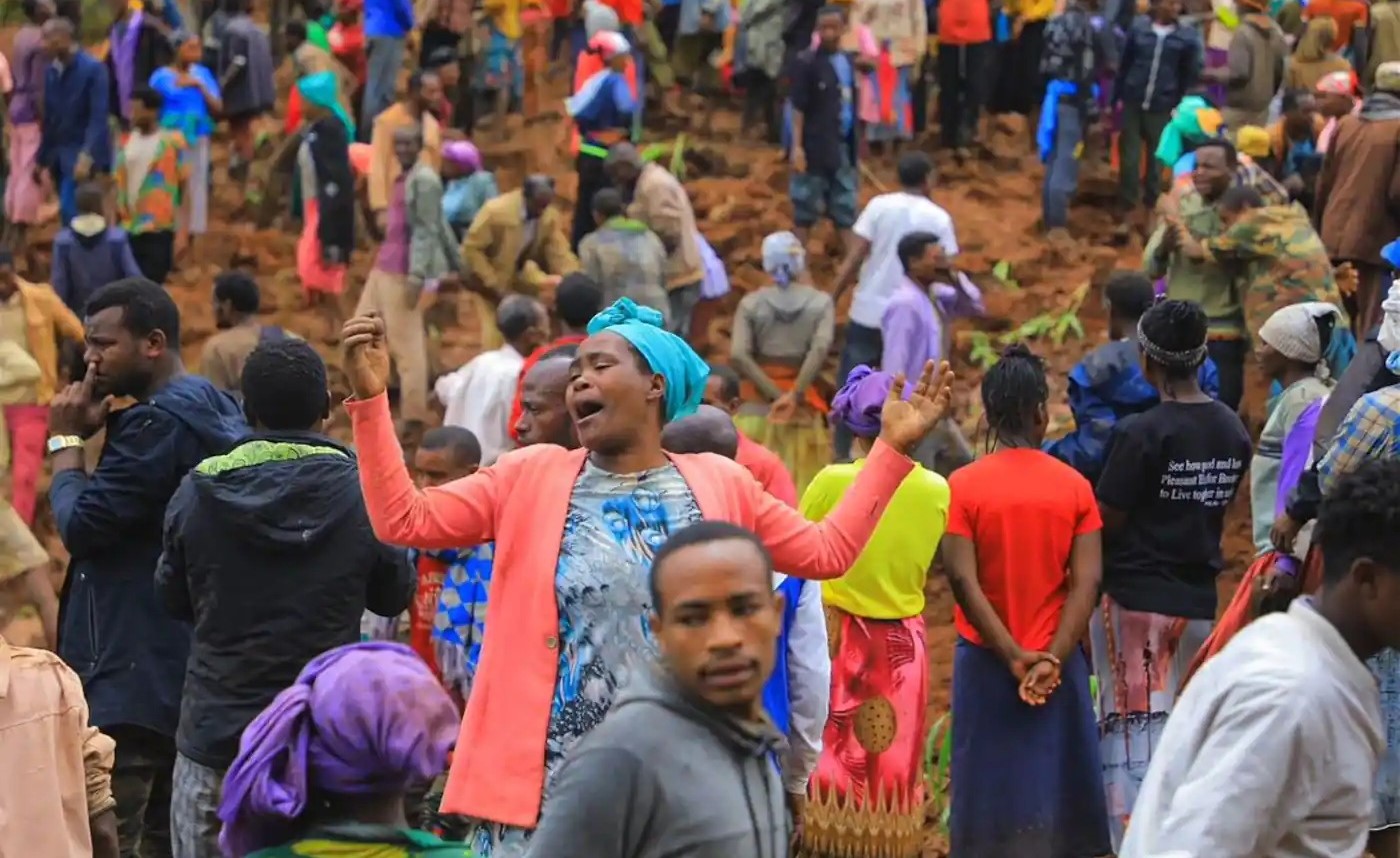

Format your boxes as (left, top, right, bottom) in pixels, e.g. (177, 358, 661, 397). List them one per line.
(46, 435, 84, 456)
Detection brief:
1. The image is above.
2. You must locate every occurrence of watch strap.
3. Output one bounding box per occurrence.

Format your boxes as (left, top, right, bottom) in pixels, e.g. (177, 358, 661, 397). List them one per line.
(46, 434, 84, 455)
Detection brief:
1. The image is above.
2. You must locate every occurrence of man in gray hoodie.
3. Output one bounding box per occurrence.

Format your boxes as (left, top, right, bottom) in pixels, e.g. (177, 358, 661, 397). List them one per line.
(525, 521, 792, 858)
(1216, 0, 1287, 130)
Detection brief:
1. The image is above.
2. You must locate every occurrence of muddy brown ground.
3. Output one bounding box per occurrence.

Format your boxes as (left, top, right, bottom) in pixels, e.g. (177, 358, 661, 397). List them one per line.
(0, 28, 1255, 855)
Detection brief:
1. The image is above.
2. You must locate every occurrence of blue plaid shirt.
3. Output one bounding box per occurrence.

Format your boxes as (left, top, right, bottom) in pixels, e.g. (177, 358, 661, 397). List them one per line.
(1319, 385, 1400, 496)
(424, 543, 495, 698)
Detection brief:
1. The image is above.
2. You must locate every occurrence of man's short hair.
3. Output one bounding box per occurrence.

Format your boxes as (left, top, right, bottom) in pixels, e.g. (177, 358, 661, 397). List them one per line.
(896, 231, 940, 274)
(1218, 185, 1265, 213)
(214, 271, 261, 314)
(660, 405, 739, 459)
(1318, 459, 1400, 584)
(241, 340, 329, 431)
(420, 425, 482, 468)
(592, 187, 626, 218)
(132, 87, 163, 111)
(497, 294, 542, 341)
(896, 151, 933, 189)
(1194, 138, 1239, 167)
(86, 278, 182, 349)
(1104, 271, 1156, 320)
(648, 521, 772, 610)
(75, 181, 104, 215)
(556, 273, 603, 330)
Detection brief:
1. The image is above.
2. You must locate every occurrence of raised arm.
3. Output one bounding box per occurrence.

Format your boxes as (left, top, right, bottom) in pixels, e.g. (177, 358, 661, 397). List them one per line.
(342, 316, 502, 549)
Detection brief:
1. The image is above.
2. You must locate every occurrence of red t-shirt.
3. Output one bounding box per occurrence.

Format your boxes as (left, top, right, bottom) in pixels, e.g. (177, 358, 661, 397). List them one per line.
(939, 0, 993, 46)
(411, 553, 448, 682)
(508, 334, 588, 443)
(946, 448, 1101, 651)
(736, 434, 798, 507)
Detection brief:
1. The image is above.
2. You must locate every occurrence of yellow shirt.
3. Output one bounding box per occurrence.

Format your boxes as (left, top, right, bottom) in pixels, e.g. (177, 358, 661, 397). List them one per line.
(1020, 0, 1056, 22)
(801, 459, 949, 619)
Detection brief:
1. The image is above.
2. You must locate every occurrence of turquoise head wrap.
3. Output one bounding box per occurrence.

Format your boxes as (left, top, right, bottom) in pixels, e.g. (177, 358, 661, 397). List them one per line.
(586, 298, 710, 424)
(298, 71, 355, 136)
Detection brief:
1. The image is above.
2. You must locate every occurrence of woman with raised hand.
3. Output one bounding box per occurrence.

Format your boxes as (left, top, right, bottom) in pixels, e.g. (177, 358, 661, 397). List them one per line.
(340, 297, 952, 856)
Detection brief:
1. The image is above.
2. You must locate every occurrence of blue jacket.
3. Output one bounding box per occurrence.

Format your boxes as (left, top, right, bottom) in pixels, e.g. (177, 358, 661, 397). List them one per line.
(1114, 18, 1203, 114)
(53, 375, 247, 736)
(1044, 339, 1219, 485)
(762, 576, 806, 737)
(51, 226, 144, 315)
(39, 50, 112, 174)
(364, 0, 415, 39)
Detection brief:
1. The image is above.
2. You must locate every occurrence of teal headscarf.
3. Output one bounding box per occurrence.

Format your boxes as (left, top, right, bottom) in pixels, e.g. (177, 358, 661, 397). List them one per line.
(297, 71, 355, 136)
(586, 298, 710, 423)
(1154, 95, 1224, 170)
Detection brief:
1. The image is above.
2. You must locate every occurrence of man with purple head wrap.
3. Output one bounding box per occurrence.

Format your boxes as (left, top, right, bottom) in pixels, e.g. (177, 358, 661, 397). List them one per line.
(217, 642, 467, 857)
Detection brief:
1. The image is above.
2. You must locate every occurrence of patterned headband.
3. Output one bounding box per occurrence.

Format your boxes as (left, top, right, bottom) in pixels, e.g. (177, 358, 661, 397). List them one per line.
(1137, 315, 1208, 369)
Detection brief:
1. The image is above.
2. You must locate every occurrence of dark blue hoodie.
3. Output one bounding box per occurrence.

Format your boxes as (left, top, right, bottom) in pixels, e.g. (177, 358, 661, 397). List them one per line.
(52, 374, 247, 737)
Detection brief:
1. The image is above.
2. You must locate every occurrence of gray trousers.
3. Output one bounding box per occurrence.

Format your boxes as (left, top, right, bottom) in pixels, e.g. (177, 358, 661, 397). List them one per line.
(171, 754, 224, 858)
(667, 280, 702, 339)
(362, 36, 406, 139)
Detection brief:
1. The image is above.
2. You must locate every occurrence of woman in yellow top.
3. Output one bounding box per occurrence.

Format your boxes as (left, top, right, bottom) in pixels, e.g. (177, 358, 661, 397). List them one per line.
(798, 365, 950, 858)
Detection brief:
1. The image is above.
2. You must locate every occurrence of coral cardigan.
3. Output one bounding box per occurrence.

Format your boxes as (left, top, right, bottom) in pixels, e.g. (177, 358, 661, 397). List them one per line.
(347, 392, 914, 827)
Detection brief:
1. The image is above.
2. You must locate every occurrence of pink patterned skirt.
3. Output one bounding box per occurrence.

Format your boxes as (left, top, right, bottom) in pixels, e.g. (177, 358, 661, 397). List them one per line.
(803, 606, 928, 858)
(5, 123, 44, 225)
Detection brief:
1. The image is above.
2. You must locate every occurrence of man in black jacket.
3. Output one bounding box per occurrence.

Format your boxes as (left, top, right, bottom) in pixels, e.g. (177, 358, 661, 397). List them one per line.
(156, 339, 413, 858)
(48, 277, 248, 858)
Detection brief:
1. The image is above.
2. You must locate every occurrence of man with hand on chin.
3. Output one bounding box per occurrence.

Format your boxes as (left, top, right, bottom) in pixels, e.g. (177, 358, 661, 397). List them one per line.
(46, 278, 245, 857)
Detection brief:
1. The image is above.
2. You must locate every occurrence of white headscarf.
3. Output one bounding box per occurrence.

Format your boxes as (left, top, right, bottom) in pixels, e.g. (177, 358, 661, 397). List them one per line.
(1379, 277, 1400, 355)
(1259, 302, 1343, 375)
(761, 231, 805, 287)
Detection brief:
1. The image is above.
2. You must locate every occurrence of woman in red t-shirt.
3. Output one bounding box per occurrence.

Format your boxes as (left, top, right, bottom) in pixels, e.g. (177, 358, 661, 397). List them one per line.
(944, 344, 1110, 858)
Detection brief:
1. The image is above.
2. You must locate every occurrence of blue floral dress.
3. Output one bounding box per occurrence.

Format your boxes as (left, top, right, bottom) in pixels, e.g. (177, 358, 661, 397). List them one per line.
(464, 461, 701, 857)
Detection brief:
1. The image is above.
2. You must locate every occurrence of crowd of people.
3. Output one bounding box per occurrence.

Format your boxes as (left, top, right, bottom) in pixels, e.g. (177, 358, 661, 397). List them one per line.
(5, 0, 1400, 856)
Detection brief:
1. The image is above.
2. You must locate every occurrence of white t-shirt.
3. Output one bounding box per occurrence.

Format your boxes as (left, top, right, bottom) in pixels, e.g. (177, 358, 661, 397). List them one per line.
(1121, 599, 1383, 858)
(850, 192, 959, 329)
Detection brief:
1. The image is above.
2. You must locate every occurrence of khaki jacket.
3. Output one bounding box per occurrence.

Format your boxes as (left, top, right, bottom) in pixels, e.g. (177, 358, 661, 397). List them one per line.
(628, 163, 703, 291)
(461, 190, 580, 297)
(369, 103, 442, 212)
(13, 279, 85, 404)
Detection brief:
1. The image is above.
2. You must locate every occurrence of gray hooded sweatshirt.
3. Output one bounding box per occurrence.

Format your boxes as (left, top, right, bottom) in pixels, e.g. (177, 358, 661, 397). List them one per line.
(525, 666, 791, 858)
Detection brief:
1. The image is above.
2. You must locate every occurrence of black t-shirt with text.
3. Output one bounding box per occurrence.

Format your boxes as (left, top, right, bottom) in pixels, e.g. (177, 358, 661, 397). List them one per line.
(1096, 400, 1251, 620)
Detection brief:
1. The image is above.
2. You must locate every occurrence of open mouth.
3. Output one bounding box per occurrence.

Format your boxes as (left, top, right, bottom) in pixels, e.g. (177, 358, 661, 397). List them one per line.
(573, 399, 605, 427)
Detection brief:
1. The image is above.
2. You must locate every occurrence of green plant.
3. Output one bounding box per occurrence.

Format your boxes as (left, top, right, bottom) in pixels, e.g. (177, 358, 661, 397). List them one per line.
(640, 134, 688, 181)
(963, 280, 1090, 368)
(925, 714, 954, 833)
(991, 260, 1021, 292)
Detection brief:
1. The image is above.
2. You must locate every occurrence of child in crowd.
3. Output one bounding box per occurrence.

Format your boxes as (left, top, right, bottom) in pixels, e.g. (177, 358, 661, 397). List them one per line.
(115, 88, 186, 284)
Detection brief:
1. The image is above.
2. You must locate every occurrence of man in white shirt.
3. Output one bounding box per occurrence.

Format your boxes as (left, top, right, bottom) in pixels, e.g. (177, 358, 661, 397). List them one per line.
(830, 151, 958, 459)
(434, 294, 548, 464)
(1122, 459, 1400, 858)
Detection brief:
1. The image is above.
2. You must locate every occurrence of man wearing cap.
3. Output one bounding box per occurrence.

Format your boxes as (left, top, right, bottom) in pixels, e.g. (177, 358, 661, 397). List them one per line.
(1316, 60, 1400, 336)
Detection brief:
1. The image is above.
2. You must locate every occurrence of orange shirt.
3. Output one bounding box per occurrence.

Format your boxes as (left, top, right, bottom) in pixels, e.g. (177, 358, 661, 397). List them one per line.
(602, 0, 644, 26)
(947, 448, 1102, 651)
(1305, 0, 1369, 51)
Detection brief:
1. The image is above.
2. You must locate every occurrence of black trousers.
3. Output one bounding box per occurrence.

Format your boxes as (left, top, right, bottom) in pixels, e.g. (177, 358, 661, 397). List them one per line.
(129, 231, 175, 285)
(937, 41, 992, 149)
(989, 19, 1047, 116)
(1207, 338, 1248, 412)
(741, 70, 781, 142)
(572, 151, 610, 251)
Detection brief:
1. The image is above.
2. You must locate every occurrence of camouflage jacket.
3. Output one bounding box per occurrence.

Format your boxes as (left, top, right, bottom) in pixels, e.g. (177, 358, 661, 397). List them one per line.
(578, 217, 673, 325)
(1201, 203, 1345, 338)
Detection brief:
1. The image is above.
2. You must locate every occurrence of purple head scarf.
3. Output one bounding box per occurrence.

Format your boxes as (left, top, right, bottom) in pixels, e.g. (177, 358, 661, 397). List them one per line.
(442, 140, 482, 173)
(830, 365, 909, 439)
(217, 642, 459, 857)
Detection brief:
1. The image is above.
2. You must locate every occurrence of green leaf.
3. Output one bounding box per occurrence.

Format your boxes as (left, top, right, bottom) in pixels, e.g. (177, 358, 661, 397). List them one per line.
(993, 260, 1011, 282)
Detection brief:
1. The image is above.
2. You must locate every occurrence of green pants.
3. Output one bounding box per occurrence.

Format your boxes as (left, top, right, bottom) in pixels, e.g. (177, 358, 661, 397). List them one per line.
(1118, 105, 1171, 209)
